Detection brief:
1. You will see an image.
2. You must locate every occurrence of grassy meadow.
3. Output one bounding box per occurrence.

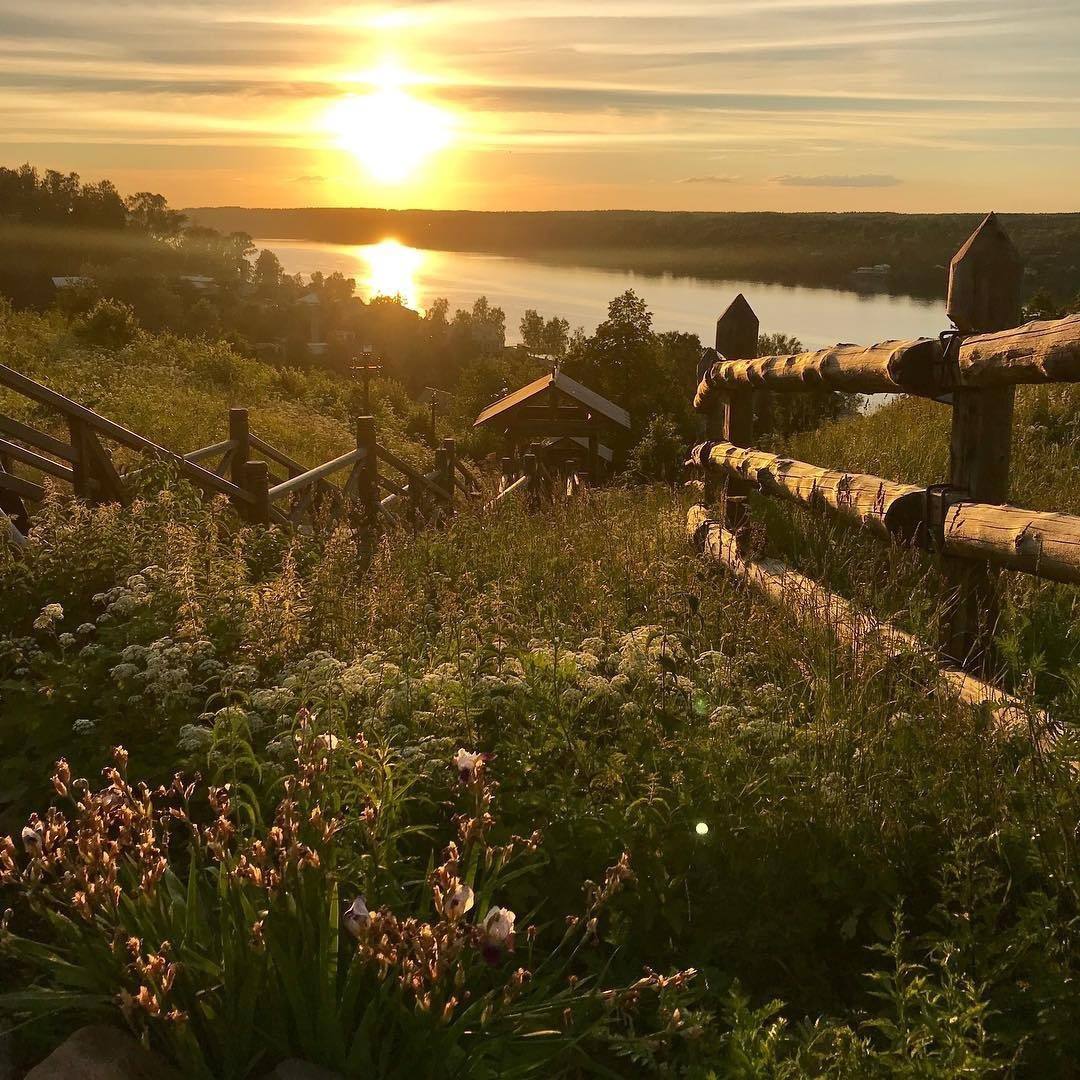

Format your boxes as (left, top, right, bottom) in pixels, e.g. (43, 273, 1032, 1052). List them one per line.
(1, 308, 1079, 1077)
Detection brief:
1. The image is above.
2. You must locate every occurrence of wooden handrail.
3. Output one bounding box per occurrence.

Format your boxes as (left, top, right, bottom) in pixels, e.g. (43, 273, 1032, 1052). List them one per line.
(944, 501, 1080, 585)
(183, 439, 235, 463)
(694, 313, 1080, 409)
(487, 473, 528, 508)
(454, 457, 479, 487)
(376, 444, 452, 503)
(691, 440, 1080, 584)
(122, 438, 237, 484)
(689, 441, 924, 539)
(0, 364, 253, 503)
(695, 338, 941, 406)
(0, 437, 75, 483)
(267, 447, 365, 502)
(956, 313, 1080, 387)
(0, 471, 45, 502)
(0, 415, 79, 463)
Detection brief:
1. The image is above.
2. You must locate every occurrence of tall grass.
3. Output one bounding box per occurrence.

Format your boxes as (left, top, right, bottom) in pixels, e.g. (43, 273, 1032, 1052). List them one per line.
(0, 315, 1079, 1075)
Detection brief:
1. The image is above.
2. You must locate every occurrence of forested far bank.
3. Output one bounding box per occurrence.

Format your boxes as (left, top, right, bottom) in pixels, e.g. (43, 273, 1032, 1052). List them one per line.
(185, 206, 1080, 302)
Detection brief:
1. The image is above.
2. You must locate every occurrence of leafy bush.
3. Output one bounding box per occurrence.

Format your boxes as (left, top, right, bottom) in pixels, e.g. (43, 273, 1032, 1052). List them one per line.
(73, 298, 139, 350)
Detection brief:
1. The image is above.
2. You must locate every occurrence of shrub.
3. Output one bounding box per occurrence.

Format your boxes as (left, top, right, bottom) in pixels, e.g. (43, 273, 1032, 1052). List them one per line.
(73, 298, 139, 350)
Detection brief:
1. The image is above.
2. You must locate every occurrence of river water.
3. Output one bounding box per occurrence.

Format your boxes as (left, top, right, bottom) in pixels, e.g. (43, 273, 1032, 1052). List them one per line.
(261, 237, 946, 350)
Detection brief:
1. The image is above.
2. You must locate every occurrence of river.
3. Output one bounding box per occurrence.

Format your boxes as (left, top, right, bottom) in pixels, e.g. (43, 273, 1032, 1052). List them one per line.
(260, 237, 946, 350)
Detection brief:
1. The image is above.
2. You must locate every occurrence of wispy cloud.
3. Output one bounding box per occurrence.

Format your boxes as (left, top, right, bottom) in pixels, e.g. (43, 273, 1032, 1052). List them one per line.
(0, 0, 1075, 209)
(679, 174, 741, 184)
(771, 174, 902, 187)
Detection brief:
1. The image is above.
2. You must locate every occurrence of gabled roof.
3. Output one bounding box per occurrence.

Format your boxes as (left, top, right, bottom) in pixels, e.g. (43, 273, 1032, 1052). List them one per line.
(474, 369, 631, 429)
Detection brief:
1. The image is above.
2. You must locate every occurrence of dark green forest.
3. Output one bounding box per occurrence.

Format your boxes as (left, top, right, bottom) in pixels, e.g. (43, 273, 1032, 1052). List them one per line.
(186, 205, 1080, 302)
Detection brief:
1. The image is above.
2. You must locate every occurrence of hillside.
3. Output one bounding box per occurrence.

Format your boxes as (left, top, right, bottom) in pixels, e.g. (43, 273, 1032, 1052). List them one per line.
(184, 207, 1080, 301)
(1, 310, 1079, 1076)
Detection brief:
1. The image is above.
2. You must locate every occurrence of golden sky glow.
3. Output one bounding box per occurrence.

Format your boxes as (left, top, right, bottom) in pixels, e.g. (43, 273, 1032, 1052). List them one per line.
(0, 1, 1077, 211)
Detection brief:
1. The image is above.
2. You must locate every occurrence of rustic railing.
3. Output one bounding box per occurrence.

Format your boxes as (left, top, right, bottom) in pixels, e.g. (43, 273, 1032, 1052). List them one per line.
(0, 369, 475, 538)
(688, 213, 1079, 729)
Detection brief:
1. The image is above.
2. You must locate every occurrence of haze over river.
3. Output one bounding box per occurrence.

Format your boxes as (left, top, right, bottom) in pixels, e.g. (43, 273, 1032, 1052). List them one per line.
(262, 238, 946, 350)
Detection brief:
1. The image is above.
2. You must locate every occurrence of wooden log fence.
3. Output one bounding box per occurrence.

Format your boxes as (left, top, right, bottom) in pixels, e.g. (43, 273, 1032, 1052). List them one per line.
(686, 507, 1049, 741)
(694, 318, 1080, 407)
(0, 365, 481, 539)
(688, 212, 1079, 714)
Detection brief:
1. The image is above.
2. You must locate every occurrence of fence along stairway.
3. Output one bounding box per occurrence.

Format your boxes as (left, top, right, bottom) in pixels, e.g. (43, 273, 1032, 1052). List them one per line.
(0, 367, 469, 539)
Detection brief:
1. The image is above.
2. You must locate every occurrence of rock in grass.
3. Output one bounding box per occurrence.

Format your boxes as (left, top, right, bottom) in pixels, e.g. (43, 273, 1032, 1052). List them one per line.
(24, 1026, 178, 1080)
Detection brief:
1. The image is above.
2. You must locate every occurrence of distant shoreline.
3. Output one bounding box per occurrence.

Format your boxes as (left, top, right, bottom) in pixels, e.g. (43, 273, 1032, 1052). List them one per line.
(186, 208, 1080, 300)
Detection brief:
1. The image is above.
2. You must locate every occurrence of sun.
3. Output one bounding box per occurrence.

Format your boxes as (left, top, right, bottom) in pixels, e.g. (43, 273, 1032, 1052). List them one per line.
(327, 63, 454, 185)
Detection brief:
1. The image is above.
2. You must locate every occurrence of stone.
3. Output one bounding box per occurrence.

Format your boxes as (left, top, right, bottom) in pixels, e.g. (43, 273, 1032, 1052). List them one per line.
(24, 1025, 179, 1080)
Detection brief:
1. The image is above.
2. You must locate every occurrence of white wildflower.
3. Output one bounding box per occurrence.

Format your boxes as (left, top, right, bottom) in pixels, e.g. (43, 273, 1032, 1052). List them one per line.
(445, 883, 475, 921)
(343, 896, 371, 937)
(454, 748, 483, 784)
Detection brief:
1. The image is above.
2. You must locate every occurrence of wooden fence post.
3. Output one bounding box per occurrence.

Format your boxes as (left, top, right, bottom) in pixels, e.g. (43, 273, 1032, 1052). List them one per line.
(523, 451, 538, 507)
(441, 437, 456, 504)
(943, 212, 1023, 669)
(242, 460, 270, 525)
(713, 294, 759, 527)
(355, 415, 378, 529)
(228, 408, 250, 485)
(500, 455, 513, 491)
(434, 445, 451, 512)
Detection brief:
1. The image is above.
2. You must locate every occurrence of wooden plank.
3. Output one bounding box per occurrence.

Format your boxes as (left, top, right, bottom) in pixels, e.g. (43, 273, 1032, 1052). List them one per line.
(80, 428, 127, 505)
(0, 415, 79, 463)
(956, 313, 1080, 387)
(687, 505, 1049, 741)
(0, 437, 74, 483)
(184, 439, 234, 463)
(376, 444, 452, 503)
(248, 432, 339, 498)
(454, 457, 479, 488)
(267, 447, 364, 502)
(695, 337, 941, 407)
(689, 441, 925, 539)
(944, 501, 1080, 585)
(0, 471, 45, 501)
(486, 473, 529, 508)
(0, 363, 250, 503)
(505, 419, 600, 438)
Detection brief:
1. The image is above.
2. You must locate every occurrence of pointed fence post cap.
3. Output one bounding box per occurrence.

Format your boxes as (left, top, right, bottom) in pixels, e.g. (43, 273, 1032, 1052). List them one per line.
(715, 293, 759, 360)
(947, 212, 1024, 333)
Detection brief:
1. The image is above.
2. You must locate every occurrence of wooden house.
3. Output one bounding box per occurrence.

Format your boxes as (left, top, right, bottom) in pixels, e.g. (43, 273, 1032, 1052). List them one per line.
(474, 369, 630, 478)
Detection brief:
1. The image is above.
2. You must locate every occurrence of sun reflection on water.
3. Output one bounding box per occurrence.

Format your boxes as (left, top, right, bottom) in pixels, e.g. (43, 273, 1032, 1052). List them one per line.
(356, 239, 424, 310)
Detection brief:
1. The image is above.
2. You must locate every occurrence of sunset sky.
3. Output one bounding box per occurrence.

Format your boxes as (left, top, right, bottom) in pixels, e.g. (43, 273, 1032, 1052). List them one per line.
(2, 0, 1077, 212)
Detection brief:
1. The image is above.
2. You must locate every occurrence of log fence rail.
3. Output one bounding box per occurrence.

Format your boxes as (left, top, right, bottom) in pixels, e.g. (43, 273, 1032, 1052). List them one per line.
(688, 213, 1079, 727)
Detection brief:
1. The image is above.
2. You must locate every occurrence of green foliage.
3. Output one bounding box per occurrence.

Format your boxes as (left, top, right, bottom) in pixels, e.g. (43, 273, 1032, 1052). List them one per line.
(627, 416, 684, 483)
(755, 333, 862, 439)
(73, 298, 139, 350)
(519, 309, 570, 358)
(2, 479, 1078, 1075)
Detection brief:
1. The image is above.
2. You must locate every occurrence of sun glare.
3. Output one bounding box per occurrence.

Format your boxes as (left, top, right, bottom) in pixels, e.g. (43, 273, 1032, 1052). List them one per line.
(360, 239, 424, 308)
(328, 62, 454, 185)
